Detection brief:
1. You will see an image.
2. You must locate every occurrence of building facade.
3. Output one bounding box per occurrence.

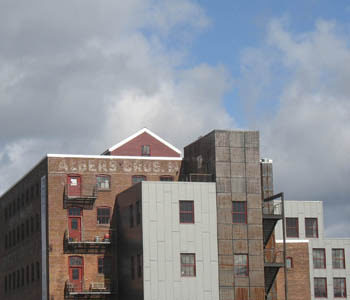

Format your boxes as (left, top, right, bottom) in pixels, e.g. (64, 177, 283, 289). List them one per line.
(0, 128, 285, 300)
(275, 200, 350, 300)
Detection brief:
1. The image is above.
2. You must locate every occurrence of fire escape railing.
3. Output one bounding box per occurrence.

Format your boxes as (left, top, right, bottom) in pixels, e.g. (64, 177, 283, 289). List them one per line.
(63, 230, 111, 254)
(64, 280, 114, 298)
(63, 184, 98, 209)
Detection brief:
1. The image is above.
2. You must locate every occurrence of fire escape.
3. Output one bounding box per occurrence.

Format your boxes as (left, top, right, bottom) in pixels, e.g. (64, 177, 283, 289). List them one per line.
(261, 160, 287, 300)
(63, 184, 98, 209)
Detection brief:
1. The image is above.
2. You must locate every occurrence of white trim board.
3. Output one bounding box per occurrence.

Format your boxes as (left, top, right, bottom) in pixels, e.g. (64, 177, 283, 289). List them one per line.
(106, 128, 182, 155)
(47, 154, 182, 160)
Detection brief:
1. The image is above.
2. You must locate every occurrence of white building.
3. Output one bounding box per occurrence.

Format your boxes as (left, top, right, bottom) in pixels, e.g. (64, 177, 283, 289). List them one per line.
(117, 181, 219, 300)
(275, 201, 350, 300)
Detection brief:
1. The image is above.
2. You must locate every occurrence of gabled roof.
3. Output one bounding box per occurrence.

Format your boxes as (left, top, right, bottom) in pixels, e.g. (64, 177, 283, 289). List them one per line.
(104, 127, 182, 156)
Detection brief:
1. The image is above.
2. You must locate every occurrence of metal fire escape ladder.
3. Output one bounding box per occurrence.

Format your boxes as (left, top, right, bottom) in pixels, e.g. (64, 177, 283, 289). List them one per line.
(262, 192, 287, 300)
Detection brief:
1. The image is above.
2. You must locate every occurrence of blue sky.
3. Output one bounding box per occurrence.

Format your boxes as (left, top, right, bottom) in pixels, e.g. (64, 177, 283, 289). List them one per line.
(190, 0, 350, 126)
(0, 0, 349, 236)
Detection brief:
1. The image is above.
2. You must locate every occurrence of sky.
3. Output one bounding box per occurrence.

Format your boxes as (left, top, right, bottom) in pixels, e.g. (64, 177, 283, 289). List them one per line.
(0, 0, 350, 237)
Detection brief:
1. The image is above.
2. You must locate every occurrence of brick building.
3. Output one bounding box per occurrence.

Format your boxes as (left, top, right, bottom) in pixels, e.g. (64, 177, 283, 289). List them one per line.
(0, 128, 286, 300)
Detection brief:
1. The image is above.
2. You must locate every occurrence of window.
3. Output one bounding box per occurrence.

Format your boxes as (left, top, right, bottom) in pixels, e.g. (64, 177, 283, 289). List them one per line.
(141, 145, 150, 156)
(179, 201, 194, 224)
(129, 205, 134, 228)
(313, 249, 326, 269)
(9, 274, 11, 291)
(21, 223, 25, 240)
(305, 218, 318, 238)
(131, 256, 135, 280)
(12, 272, 15, 290)
(97, 207, 110, 225)
(5, 207, 8, 221)
(136, 201, 141, 225)
(36, 262, 40, 280)
(286, 218, 299, 237)
(5, 234, 8, 249)
(68, 207, 82, 216)
(234, 254, 249, 277)
(160, 176, 174, 181)
(69, 256, 83, 266)
(232, 202, 247, 224)
(137, 254, 142, 278)
(26, 219, 30, 237)
(96, 175, 111, 190)
(16, 226, 20, 243)
(17, 198, 20, 214)
(334, 278, 347, 298)
(314, 278, 327, 297)
(4, 275, 7, 293)
(98, 257, 112, 275)
(332, 249, 345, 269)
(36, 214, 40, 232)
(286, 257, 293, 269)
(180, 254, 196, 277)
(132, 175, 146, 185)
(17, 270, 20, 288)
(12, 229, 16, 246)
(31, 216, 34, 234)
(31, 263, 34, 282)
(21, 268, 24, 287)
(26, 265, 29, 284)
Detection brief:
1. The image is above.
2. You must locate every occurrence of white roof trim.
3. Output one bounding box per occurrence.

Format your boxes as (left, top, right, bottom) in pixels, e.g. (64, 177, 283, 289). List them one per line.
(276, 239, 310, 243)
(47, 154, 182, 161)
(107, 128, 182, 155)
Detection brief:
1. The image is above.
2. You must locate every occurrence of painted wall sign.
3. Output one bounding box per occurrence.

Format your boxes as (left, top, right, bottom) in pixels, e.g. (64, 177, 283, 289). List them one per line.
(55, 159, 180, 174)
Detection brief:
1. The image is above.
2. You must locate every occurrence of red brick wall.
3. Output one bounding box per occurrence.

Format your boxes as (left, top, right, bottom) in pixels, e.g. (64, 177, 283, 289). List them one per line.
(47, 156, 181, 299)
(0, 158, 47, 300)
(276, 242, 311, 300)
(110, 132, 181, 157)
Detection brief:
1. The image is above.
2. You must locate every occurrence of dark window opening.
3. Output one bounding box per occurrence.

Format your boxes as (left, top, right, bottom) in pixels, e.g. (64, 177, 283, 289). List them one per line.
(313, 248, 326, 269)
(136, 201, 141, 225)
(286, 218, 299, 237)
(132, 175, 147, 185)
(305, 218, 318, 238)
(232, 201, 247, 224)
(129, 204, 134, 228)
(97, 207, 111, 225)
(314, 277, 327, 297)
(137, 254, 142, 278)
(131, 256, 135, 280)
(181, 253, 196, 277)
(234, 254, 248, 277)
(332, 249, 345, 269)
(97, 175, 111, 190)
(141, 145, 150, 156)
(179, 201, 194, 224)
(334, 278, 347, 298)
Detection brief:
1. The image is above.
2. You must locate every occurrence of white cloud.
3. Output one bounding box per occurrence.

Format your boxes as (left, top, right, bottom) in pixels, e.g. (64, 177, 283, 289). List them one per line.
(0, 0, 234, 194)
(238, 19, 350, 236)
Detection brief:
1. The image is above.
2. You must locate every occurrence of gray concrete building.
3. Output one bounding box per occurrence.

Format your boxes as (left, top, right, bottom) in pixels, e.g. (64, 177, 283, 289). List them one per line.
(275, 201, 350, 299)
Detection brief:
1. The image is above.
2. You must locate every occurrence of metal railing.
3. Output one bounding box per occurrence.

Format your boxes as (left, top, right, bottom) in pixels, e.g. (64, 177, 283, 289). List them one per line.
(64, 184, 98, 199)
(65, 280, 113, 295)
(262, 199, 282, 216)
(264, 248, 284, 265)
(181, 173, 214, 182)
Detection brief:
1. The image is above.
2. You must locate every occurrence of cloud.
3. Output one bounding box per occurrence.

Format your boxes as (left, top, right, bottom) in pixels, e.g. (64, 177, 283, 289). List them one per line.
(0, 0, 234, 194)
(238, 19, 350, 236)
